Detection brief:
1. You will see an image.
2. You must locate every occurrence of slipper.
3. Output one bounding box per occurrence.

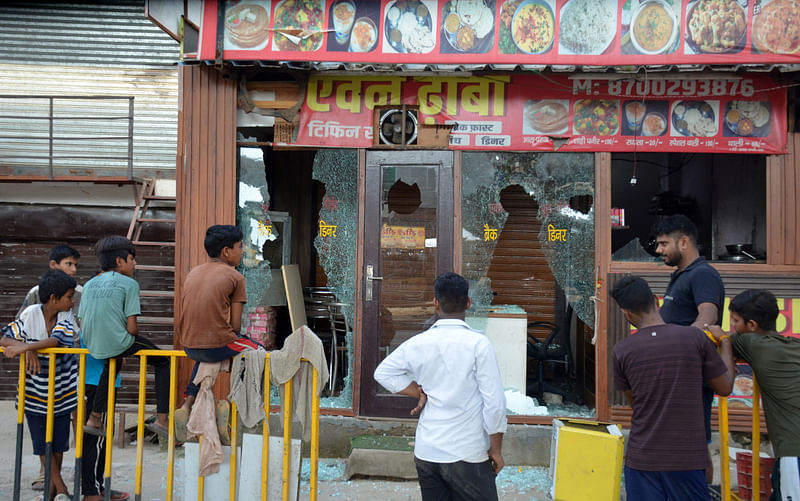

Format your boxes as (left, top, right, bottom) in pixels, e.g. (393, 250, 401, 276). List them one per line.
(109, 489, 130, 501)
(83, 424, 105, 437)
(174, 408, 189, 443)
(146, 421, 169, 437)
(31, 474, 45, 491)
(53, 494, 72, 501)
(216, 399, 231, 446)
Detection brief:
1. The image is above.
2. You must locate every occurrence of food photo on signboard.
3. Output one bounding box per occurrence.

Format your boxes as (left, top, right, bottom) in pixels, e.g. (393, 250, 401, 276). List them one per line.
(751, 0, 800, 54)
(497, 0, 555, 55)
(271, 0, 326, 51)
(683, 0, 748, 54)
(619, 0, 681, 55)
(670, 100, 719, 137)
(439, 0, 496, 53)
(722, 100, 772, 137)
(223, 0, 272, 50)
(382, 0, 438, 53)
(621, 100, 670, 136)
(326, 0, 380, 52)
(558, 0, 618, 55)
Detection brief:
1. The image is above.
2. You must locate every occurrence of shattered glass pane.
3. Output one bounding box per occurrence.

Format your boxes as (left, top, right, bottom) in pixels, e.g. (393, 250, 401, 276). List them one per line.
(462, 152, 595, 418)
(462, 152, 595, 326)
(236, 147, 283, 349)
(313, 149, 358, 409)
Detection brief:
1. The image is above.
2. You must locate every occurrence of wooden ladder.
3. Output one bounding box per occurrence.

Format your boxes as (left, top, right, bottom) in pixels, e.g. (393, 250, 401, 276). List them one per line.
(127, 178, 176, 328)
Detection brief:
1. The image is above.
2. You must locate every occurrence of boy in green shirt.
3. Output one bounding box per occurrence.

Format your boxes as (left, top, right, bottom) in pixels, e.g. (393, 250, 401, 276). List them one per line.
(709, 289, 800, 501)
(78, 236, 170, 437)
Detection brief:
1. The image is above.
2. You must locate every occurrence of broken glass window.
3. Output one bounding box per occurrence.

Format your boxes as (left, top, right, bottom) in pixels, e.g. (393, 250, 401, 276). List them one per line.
(312, 149, 358, 408)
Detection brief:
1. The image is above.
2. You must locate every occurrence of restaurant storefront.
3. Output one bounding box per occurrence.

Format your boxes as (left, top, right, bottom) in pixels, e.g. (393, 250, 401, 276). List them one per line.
(152, 0, 800, 427)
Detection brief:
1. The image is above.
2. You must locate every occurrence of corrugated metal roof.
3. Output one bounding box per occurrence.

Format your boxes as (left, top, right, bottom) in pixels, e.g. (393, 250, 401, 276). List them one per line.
(0, 0, 179, 68)
(214, 59, 800, 74)
(0, 63, 178, 177)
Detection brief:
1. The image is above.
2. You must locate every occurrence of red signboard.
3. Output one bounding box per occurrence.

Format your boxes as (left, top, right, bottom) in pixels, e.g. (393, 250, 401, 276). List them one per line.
(195, 0, 800, 66)
(293, 73, 786, 153)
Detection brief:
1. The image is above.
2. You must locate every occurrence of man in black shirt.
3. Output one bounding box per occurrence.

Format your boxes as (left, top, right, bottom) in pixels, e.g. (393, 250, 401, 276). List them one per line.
(652, 214, 725, 483)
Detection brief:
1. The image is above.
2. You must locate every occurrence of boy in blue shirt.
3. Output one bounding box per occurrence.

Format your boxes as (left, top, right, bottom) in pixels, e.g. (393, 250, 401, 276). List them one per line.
(1, 270, 79, 501)
(78, 236, 170, 437)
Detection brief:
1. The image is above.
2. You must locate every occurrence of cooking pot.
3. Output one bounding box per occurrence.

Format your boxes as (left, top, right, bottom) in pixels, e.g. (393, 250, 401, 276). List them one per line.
(726, 243, 756, 259)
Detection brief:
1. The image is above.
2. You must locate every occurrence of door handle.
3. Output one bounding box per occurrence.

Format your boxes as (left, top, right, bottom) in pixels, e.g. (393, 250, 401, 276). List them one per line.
(365, 264, 383, 301)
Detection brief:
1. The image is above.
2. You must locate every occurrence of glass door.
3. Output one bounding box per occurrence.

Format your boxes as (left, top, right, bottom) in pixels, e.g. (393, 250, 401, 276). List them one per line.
(360, 150, 453, 417)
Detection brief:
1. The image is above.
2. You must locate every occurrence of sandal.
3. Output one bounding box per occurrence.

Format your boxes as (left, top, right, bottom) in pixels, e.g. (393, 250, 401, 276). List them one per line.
(31, 474, 45, 491)
(109, 489, 130, 501)
(174, 408, 190, 443)
(216, 399, 231, 446)
(146, 421, 169, 437)
(83, 424, 105, 437)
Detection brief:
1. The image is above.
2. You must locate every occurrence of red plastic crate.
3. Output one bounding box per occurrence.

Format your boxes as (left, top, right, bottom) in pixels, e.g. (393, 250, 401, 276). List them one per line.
(735, 452, 775, 501)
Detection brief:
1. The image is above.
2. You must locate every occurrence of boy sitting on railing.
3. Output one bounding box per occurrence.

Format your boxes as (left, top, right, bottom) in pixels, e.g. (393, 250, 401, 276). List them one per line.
(1, 270, 79, 501)
(175, 225, 262, 443)
(78, 236, 170, 437)
(708, 289, 800, 501)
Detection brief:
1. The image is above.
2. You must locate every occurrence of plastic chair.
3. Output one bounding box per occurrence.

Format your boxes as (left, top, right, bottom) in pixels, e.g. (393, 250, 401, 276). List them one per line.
(526, 320, 572, 400)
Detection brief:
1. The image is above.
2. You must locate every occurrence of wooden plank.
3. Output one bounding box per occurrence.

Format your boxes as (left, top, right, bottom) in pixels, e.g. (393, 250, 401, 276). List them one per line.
(282, 264, 307, 331)
(767, 153, 784, 264)
(595, 152, 612, 421)
(784, 135, 796, 264)
(793, 133, 800, 265)
(352, 148, 366, 415)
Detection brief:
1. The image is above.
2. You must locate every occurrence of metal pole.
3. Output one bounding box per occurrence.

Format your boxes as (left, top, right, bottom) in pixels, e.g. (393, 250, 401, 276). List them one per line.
(13, 354, 27, 501)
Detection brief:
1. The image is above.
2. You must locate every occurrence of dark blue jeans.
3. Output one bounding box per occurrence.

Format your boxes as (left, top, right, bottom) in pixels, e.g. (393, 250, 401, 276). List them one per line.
(184, 336, 262, 397)
(414, 457, 498, 501)
(624, 466, 709, 501)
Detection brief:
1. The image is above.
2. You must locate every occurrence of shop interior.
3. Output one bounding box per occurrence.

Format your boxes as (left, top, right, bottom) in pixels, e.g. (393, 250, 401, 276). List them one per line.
(611, 152, 767, 262)
(235, 136, 598, 417)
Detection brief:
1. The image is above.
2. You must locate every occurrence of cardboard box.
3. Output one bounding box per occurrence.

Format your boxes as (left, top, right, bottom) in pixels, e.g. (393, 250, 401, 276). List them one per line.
(550, 419, 624, 501)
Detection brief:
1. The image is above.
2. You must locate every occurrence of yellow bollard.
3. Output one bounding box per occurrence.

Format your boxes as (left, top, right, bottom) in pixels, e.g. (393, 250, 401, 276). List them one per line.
(198, 435, 205, 501)
(282, 379, 293, 501)
(752, 378, 761, 501)
(230, 401, 239, 501)
(44, 353, 56, 501)
(135, 356, 147, 499)
(74, 352, 87, 500)
(310, 368, 320, 501)
(262, 356, 271, 501)
(167, 355, 177, 501)
(104, 357, 117, 494)
(719, 395, 731, 501)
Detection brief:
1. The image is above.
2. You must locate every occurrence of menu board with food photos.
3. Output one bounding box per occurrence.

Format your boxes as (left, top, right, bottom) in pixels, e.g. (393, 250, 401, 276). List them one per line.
(194, 0, 800, 65)
(294, 73, 786, 153)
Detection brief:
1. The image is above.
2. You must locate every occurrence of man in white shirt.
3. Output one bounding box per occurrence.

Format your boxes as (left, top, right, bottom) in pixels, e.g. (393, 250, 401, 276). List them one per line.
(374, 272, 507, 501)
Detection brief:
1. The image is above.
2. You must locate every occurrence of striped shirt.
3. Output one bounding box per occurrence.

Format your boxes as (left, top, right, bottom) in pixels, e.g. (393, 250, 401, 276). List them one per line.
(2, 305, 79, 416)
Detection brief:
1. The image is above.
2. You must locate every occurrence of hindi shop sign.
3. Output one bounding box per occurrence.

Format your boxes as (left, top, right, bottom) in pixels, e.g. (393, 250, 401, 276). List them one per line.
(295, 73, 787, 154)
(193, 0, 800, 67)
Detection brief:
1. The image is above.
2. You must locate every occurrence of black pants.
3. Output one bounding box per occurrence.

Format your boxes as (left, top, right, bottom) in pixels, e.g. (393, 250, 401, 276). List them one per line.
(414, 457, 499, 501)
(92, 336, 170, 415)
(82, 385, 107, 496)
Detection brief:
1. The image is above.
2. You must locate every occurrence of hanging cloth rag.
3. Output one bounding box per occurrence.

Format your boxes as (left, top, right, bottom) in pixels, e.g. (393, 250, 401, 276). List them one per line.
(228, 347, 267, 428)
(269, 325, 329, 441)
(186, 361, 223, 476)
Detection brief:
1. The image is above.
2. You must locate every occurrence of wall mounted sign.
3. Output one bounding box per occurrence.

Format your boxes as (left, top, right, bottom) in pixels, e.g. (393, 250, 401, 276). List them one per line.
(191, 0, 800, 66)
(293, 73, 787, 153)
(381, 224, 425, 248)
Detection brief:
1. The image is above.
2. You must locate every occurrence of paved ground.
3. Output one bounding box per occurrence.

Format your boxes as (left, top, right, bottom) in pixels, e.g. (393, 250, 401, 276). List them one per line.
(0, 401, 550, 500)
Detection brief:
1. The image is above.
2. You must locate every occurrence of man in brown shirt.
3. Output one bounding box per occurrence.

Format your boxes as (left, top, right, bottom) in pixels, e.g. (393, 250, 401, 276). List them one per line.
(611, 276, 734, 500)
(175, 225, 261, 437)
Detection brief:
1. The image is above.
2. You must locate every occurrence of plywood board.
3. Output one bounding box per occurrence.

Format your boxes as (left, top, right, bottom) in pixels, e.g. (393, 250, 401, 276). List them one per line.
(282, 264, 307, 331)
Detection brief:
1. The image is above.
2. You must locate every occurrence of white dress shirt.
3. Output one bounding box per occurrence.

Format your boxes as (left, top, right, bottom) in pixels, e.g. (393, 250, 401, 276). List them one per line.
(374, 318, 508, 463)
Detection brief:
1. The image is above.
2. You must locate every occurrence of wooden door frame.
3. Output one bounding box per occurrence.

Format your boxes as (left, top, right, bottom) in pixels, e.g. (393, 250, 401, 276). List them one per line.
(358, 149, 454, 417)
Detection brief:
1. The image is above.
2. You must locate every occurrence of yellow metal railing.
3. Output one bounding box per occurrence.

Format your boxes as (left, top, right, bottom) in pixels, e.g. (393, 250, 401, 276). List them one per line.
(4, 347, 320, 501)
(719, 375, 764, 501)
